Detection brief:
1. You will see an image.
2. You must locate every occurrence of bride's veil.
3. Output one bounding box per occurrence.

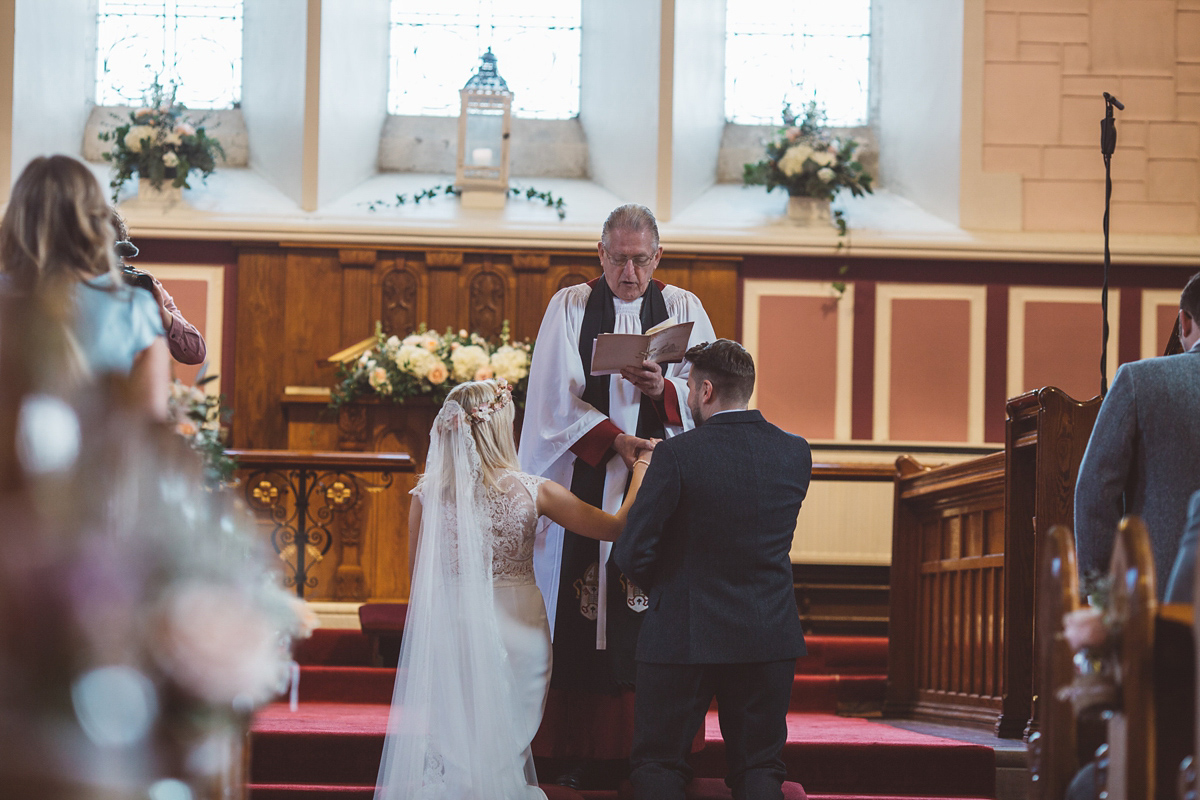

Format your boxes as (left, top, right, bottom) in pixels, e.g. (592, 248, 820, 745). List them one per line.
(375, 400, 536, 799)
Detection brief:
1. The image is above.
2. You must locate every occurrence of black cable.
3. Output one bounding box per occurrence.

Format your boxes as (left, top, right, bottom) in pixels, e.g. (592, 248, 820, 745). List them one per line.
(1099, 93, 1122, 398)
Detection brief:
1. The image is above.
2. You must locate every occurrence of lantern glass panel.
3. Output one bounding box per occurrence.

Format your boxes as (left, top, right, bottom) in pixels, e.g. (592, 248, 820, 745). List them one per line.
(461, 96, 507, 182)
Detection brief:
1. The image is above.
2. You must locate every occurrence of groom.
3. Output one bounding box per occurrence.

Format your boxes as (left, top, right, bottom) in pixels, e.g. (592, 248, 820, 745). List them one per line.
(611, 339, 812, 800)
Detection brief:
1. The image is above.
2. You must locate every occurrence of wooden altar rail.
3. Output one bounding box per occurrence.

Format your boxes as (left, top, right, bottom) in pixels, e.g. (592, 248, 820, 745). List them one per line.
(886, 386, 1102, 738)
(228, 450, 414, 599)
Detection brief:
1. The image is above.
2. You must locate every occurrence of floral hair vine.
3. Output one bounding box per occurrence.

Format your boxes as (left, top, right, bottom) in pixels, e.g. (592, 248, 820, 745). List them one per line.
(468, 379, 512, 425)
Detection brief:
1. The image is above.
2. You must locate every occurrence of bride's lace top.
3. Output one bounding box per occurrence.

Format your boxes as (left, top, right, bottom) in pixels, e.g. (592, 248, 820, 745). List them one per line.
(487, 470, 546, 586)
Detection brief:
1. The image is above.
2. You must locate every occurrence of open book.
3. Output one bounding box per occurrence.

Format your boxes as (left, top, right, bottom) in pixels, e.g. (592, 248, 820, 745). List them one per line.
(590, 319, 695, 376)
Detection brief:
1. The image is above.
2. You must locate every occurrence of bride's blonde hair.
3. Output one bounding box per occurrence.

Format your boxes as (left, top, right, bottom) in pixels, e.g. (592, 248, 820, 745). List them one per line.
(444, 379, 519, 489)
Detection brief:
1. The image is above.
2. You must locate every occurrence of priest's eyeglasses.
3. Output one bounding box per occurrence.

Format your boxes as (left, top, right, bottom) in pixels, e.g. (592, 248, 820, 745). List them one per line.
(602, 247, 655, 269)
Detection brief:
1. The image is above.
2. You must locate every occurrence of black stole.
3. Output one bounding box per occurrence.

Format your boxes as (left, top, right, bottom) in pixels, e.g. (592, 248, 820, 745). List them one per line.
(551, 277, 668, 692)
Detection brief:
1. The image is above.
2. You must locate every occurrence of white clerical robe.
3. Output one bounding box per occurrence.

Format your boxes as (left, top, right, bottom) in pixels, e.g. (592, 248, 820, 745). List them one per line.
(518, 281, 716, 643)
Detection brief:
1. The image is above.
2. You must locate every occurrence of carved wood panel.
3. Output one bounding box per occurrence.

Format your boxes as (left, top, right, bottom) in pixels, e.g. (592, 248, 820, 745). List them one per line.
(380, 260, 427, 336)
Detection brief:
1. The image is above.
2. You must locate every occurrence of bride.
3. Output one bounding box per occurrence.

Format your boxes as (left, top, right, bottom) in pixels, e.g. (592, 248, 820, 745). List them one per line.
(375, 378, 651, 799)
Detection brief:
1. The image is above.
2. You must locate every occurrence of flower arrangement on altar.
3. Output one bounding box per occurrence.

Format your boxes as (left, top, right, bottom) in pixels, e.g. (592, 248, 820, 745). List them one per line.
(742, 98, 873, 202)
(99, 77, 225, 202)
(331, 321, 534, 410)
(168, 375, 237, 486)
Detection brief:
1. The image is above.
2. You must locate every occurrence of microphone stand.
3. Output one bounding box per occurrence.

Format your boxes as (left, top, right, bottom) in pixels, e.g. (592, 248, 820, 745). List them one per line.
(1098, 92, 1123, 398)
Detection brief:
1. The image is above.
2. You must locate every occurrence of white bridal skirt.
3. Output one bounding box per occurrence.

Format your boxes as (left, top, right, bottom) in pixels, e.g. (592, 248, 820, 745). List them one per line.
(494, 580, 554, 764)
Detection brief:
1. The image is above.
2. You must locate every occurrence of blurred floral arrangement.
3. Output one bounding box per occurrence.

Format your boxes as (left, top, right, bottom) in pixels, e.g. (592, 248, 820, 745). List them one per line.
(99, 77, 225, 202)
(364, 183, 567, 220)
(0, 387, 313, 794)
(1056, 572, 1117, 716)
(168, 375, 236, 486)
(331, 321, 534, 410)
(742, 98, 873, 202)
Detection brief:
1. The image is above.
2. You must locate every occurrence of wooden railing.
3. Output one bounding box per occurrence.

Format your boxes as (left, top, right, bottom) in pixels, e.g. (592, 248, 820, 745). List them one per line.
(229, 450, 414, 599)
(886, 451, 1008, 729)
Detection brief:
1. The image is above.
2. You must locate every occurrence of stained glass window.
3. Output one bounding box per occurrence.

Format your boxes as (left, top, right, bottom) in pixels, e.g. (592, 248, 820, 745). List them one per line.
(389, 1, 581, 119)
(96, 0, 243, 109)
(726, 1, 870, 127)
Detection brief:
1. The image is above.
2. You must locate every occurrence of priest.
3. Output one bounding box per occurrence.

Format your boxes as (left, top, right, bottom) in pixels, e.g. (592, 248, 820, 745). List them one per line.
(519, 203, 715, 788)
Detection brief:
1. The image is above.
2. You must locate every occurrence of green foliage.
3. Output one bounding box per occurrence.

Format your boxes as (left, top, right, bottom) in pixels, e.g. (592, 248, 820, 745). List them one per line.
(366, 183, 567, 220)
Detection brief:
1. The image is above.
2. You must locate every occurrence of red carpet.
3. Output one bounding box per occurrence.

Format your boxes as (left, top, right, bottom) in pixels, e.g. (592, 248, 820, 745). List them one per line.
(250, 634, 996, 800)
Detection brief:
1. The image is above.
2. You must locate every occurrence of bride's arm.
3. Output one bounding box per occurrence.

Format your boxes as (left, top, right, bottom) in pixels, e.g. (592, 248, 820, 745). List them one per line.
(537, 456, 651, 542)
(407, 495, 423, 582)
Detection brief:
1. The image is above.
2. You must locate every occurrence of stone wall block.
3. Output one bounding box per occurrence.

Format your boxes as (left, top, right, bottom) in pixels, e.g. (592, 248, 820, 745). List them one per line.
(1061, 96, 1102, 145)
(1119, 76, 1178, 120)
(1090, 1, 1177, 73)
(1180, 94, 1200, 122)
(1023, 179, 1106, 231)
(985, 63, 1063, 144)
(1042, 145, 1105, 179)
(1147, 159, 1200, 202)
(983, 145, 1044, 176)
(1018, 13, 1090, 44)
(1110, 201, 1199, 234)
(1146, 122, 1200, 158)
(1180, 11, 1200, 61)
(986, 12, 1020, 60)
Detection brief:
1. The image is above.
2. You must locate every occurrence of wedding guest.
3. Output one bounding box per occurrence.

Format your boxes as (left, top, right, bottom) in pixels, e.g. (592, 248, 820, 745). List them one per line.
(110, 208, 207, 365)
(0, 155, 168, 418)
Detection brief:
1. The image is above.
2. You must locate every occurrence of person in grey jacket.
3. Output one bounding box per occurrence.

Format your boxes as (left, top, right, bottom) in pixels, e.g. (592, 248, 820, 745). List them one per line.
(1075, 271, 1200, 597)
(611, 339, 811, 800)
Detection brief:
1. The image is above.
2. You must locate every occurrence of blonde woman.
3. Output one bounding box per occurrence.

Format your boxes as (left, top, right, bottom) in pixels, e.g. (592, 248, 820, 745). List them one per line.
(0, 155, 167, 417)
(376, 379, 652, 800)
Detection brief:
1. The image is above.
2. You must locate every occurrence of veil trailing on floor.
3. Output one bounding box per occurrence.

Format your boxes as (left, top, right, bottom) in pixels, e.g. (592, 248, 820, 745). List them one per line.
(375, 400, 539, 800)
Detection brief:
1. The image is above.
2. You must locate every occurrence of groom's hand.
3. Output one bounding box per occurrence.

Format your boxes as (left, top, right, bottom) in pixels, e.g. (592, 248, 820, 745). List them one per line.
(620, 359, 665, 401)
(615, 432, 657, 469)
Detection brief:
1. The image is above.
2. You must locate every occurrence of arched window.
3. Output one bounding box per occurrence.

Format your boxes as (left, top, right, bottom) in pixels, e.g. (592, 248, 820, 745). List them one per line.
(725, 0, 871, 126)
(388, 1, 581, 119)
(96, 0, 243, 109)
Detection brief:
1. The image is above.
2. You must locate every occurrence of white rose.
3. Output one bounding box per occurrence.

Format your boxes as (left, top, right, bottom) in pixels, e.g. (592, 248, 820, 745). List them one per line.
(123, 125, 156, 153)
(396, 345, 436, 379)
(810, 150, 836, 167)
(778, 144, 815, 177)
(491, 345, 530, 384)
(162, 151, 179, 168)
(817, 167, 835, 183)
(163, 130, 182, 146)
(450, 344, 490, 383)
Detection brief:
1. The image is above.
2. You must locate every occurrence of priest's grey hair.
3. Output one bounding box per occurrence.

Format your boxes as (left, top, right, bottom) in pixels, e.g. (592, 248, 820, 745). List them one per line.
(601, 203, 659, 250)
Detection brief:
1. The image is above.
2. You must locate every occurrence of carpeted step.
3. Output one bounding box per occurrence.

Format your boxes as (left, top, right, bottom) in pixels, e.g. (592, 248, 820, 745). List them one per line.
(249, 784, 373, 800)
(794, 636, 889, 675)
(296, 666, 396, 704)
(249, 704, 993, 797)
(293, 630, 373, 666)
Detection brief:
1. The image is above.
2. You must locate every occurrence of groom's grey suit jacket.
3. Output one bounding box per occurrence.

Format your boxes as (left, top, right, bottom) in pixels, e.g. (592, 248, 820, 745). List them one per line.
(611, 409, 811, 664)
(1075, 348, 1200, 596)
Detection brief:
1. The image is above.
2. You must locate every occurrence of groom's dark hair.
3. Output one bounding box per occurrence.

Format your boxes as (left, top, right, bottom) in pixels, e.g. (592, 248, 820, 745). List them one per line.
(685, 339, 755, 405)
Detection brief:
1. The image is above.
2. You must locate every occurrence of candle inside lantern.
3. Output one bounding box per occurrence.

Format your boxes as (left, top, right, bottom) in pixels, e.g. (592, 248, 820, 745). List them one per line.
(471, 147, 493, 166)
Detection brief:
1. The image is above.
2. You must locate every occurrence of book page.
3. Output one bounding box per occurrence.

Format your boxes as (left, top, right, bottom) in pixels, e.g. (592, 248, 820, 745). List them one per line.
(589, 321, 694, 376)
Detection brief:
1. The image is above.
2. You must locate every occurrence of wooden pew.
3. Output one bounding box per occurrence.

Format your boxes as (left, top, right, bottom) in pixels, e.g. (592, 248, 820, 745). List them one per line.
(1102, 517, 1194, 800)
(1027, 524, 1080, 800)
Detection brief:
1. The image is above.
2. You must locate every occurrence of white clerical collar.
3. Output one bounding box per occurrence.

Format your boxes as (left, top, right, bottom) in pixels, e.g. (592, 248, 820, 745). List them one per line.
(613, 296, 643, 313)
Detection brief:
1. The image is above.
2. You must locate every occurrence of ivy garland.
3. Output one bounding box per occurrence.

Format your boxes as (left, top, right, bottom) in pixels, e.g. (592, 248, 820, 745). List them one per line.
(366, 183, 566, 220)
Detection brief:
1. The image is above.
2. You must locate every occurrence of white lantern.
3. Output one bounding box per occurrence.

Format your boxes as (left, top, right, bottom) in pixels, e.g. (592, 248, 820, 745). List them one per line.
(456, 49, 513, 209)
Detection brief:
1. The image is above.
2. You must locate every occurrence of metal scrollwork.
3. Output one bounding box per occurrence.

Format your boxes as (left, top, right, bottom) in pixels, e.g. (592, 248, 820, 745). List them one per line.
(240, 466, 393, 598)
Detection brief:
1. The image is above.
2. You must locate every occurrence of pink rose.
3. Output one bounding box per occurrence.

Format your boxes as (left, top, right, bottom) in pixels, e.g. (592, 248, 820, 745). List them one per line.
(474, 366, 495, 381)
(427, 362, 448, 385)
(1063, 607, 1108, 652)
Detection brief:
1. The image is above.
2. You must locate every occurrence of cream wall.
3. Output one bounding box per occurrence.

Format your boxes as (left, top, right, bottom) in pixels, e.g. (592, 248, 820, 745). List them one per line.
(9, 0, 95, 185)
(668, 0, 725, 219)
(878, 0, 964, 225)
(979, 0, 1200, 235)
